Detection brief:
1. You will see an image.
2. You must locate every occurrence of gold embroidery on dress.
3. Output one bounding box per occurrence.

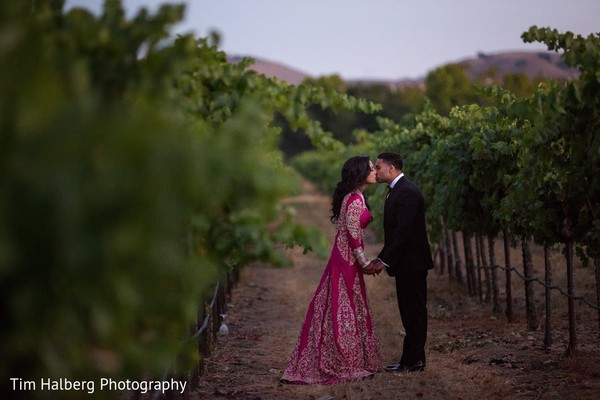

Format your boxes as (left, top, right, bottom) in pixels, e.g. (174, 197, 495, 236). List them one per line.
(335, 193, 365, 263)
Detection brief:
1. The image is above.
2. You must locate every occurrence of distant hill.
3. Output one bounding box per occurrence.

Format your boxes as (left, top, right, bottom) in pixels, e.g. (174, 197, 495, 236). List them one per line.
(229, 50, 579, 86)
(458, 50, 579, 82)
(228, 55, 309, 85)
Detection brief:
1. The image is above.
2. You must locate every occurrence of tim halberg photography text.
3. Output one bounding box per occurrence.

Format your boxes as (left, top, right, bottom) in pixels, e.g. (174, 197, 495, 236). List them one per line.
(9, 377, 187, 395)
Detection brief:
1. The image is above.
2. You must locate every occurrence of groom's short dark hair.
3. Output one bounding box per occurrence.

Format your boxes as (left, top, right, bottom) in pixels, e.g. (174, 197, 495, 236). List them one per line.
(377, 152, 403, 170)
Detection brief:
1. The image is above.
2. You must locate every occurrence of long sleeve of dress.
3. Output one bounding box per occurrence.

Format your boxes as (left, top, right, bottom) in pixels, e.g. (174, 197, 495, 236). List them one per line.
(343, 194, 369, 268)
(344, 195, 365, 252)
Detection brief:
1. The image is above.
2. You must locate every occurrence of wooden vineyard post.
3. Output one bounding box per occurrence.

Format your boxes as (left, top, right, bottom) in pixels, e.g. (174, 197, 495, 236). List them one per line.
(543, 243, 553, 351)
(521, 238, 539, 331)
(565, 241, 577, 355)
(452, 231, 463, 283)
(445, 227, 454, 280)
(479, 235, 491, 303)
(488, 235, 501, 314)
(503, 231, 514, 322)
(596, 258, 600, 336)
(475, 234, 483, 301)
(463, 232, 476, 296)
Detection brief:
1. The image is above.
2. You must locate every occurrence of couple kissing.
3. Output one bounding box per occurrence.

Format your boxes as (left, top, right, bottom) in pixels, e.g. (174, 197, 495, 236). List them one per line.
(281, 152, 434, 384)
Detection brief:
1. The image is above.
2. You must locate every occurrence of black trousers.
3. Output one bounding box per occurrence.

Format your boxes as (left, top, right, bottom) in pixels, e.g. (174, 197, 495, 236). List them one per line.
(395, 270, 428, 366)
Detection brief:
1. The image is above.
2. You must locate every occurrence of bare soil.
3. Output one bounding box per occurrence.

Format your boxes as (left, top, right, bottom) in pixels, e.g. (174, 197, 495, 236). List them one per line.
(194, 180, 600, 400)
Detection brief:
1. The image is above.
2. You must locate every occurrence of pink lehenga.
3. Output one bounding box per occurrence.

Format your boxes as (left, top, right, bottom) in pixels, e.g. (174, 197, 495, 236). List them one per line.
(281, 192, 380, 384)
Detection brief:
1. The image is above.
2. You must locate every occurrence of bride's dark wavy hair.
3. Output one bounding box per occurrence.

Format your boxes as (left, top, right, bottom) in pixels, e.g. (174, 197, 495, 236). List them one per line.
(330, 155, 371, 223)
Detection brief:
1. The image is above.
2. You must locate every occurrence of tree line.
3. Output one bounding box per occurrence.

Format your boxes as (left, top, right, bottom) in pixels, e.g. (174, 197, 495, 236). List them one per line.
(280, 55, 550, 157)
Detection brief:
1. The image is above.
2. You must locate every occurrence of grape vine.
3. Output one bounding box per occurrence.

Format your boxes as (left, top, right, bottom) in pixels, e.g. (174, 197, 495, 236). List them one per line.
(0, 1, 381, 393)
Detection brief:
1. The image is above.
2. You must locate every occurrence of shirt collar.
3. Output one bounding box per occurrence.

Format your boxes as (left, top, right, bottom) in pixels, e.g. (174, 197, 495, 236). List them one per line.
(389, 173, 404, 189)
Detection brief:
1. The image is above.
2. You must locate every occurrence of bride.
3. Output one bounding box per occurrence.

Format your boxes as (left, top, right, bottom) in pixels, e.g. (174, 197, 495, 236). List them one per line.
(281, 155, 380, 384)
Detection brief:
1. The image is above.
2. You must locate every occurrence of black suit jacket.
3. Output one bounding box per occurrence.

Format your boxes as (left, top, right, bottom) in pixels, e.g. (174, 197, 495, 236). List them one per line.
(378, 176, 434, 276)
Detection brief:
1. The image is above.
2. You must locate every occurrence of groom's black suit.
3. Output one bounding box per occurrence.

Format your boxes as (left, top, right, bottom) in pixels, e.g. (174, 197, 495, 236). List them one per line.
(378, 175, 433, 368)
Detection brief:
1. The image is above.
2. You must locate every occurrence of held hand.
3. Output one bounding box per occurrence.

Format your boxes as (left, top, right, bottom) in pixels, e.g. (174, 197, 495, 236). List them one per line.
(363, 260, 381, 276)
(362, 261, 375, 275)
(370, 259, 385, 276)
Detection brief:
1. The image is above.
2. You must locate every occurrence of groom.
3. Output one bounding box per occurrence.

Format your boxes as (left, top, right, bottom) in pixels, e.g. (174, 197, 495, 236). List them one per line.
(366, 152, 434, 373)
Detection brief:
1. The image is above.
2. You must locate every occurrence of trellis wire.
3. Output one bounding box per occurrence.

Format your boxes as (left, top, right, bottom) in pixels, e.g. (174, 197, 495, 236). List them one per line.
(497, 264, 600, 311)
(437, 242, 600, 312)
(144, 271, 237, 400)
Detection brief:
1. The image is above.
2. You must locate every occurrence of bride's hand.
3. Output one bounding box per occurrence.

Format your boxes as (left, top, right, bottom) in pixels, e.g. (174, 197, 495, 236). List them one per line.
(363, 260, 377, 275)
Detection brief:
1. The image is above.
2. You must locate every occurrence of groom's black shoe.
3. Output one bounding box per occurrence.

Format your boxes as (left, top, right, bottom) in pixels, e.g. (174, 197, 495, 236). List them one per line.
(384, 363, 404, 372)
(405, 361, 425, 372)
(384, 361, 425, 373)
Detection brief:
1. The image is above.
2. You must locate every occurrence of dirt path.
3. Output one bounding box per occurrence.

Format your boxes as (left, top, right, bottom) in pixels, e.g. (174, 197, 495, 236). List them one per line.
(194, 180, 600, 400)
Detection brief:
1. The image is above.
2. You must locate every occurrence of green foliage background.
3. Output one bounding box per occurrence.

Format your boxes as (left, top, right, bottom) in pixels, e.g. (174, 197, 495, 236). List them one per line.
(0, 1, 380, 397)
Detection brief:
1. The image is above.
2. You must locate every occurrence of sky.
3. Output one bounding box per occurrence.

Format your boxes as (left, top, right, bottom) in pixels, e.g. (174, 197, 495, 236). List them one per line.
(63, 0, 599, 80)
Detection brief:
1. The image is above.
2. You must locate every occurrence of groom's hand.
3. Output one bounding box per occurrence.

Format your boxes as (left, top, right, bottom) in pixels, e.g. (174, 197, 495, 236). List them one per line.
(371, 259, 384, 275)
(363, 261, 376, 275)
(364, 260, 381, 276)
